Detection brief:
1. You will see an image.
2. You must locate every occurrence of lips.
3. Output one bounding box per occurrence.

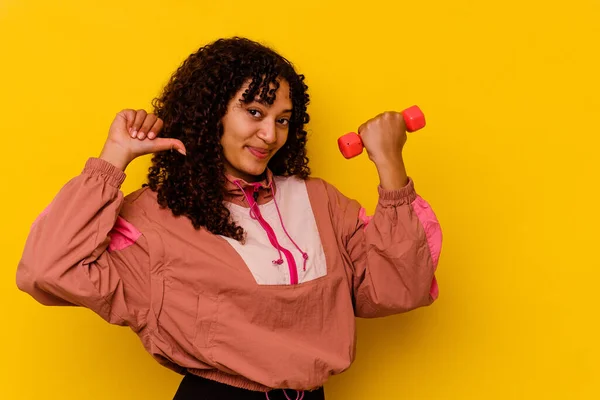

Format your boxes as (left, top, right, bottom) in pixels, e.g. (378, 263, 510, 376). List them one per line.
(247, 146, 269, 160)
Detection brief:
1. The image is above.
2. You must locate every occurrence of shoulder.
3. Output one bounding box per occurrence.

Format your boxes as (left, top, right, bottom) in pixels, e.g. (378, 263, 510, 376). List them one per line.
(273, 174, 332, 190)
(121, 186, 199, 237)
(276, 175, 356, 209)
(273, 175, 332, 196)
(305, 176, 350, 202)
(118, 187, 164, 228)
(123, 186, 157, 210)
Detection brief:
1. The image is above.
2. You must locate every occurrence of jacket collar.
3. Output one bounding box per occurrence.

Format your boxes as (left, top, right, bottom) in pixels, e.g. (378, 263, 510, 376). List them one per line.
(224, 169, 275, 207)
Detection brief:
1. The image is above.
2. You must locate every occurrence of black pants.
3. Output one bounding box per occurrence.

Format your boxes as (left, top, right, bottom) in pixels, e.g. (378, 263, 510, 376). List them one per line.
(173, 373, 325, 400)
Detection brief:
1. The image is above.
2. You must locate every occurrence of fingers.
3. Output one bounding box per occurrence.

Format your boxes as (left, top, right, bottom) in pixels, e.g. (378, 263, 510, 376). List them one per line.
(125, 110, 164, 140)
(137, 113, 157, 140)
(147, 118, 163, 139)
(118, 109, 137, 133)
(130, 110, 147, 138)
(357, 114, 377, 134)
(357, 122, 366, 135)
(358, 112, 404, 135)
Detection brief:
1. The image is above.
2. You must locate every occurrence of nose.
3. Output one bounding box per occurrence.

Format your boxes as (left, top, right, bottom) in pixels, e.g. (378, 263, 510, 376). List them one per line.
(256, 119, 277, 145)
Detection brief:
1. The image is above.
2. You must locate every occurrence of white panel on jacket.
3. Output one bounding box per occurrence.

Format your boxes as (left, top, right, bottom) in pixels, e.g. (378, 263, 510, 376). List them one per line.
(222, 176, 328, 285)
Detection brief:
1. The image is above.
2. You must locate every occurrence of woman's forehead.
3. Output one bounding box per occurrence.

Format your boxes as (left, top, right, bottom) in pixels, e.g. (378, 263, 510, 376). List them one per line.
(238, 79, 292, 108)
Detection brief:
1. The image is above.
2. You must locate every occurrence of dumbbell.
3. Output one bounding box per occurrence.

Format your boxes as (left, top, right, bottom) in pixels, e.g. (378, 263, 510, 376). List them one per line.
(337, 105, 426, 159)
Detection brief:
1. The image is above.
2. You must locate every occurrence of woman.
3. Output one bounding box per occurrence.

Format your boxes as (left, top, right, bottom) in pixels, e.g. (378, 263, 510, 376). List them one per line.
(16, 37, 442, 399)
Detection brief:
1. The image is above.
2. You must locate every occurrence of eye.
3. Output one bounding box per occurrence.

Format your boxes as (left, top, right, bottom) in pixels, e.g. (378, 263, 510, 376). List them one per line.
(247, 109, 262, 118)
(278, 118, 290, 126)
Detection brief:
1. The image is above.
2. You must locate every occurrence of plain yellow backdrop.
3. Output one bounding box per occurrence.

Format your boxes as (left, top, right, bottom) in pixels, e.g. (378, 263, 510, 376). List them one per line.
(1, 0, 599, 399)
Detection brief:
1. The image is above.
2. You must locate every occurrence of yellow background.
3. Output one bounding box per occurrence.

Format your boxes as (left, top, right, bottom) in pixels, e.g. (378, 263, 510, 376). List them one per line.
(1, 0, 598, 398)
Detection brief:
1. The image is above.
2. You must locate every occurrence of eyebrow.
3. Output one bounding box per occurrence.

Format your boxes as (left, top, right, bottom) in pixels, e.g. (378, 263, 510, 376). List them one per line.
(251, 98, 293, 113)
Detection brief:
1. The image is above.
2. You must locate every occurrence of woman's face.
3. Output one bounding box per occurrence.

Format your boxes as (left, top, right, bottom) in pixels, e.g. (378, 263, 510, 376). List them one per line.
(220, 79, 292, 182)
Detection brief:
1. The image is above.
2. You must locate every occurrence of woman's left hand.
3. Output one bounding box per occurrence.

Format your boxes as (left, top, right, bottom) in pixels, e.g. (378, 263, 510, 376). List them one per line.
(358, 111, 409, 189)
(358, 111, 407, 167)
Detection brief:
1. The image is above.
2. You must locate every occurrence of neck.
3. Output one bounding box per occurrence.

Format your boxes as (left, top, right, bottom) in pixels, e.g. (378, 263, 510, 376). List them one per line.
(223, 167, 265, 184)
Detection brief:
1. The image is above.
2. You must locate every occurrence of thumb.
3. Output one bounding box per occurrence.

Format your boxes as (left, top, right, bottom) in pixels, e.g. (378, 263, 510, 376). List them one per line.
(151, 138, 187, 155)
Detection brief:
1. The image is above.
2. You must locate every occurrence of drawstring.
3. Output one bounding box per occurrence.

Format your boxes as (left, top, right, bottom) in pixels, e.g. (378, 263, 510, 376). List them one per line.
(233, 179, 308, 271)
(234, 180, 284, 265)
(271, 191, 309, 272)
(265, 390, 305, 400)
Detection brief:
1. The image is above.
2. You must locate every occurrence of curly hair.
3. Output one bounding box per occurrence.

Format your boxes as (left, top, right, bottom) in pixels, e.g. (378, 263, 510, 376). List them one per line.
(144, 37, 310, 242)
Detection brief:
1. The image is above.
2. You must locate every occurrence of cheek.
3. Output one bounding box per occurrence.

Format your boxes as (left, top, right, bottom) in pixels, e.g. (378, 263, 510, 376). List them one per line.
(222, 113, 254, 144)
(220, 132, 241, 161)
(222, 128, 245, 151)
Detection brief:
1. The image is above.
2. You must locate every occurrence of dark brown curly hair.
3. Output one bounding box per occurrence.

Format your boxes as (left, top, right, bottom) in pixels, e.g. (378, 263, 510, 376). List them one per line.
(144, 37, 310, 241)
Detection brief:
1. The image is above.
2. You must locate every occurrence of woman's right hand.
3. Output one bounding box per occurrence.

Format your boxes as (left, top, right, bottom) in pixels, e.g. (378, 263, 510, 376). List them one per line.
(99, 109, 187, 171)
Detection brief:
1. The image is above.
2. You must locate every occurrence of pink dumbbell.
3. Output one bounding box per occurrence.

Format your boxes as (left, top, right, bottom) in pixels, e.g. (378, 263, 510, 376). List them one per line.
(337, 105, 426, 159)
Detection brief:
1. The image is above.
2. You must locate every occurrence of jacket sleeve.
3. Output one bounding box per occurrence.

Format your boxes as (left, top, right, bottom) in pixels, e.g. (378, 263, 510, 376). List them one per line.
(326, 178, 442, 318)
(16, 157, 152, 329)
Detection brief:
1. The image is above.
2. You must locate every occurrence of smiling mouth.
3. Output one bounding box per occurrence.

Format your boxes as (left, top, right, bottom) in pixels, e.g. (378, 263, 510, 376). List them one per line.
(247, 146, 269, 160)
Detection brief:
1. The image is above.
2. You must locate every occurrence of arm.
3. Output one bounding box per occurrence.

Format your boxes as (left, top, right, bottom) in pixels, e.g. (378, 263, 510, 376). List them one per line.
(327, 178, 441, 318)
(17, 109, 184, 328)
(335, 110, 441, 317)
(16, 158, 153, 328)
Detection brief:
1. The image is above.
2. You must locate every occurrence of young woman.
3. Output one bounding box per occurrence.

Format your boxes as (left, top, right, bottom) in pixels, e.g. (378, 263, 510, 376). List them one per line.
(16, 37, 442, 400)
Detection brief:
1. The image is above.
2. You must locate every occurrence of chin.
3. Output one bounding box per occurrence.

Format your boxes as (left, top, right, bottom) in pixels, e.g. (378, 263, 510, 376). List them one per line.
(241, 161, 269, 178)
(246, 166, 268, 177)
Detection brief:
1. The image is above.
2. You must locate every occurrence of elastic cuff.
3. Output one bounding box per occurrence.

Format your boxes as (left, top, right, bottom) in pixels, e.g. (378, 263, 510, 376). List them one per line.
(377, 177, 417, 205)
(83, 157, 127, 188)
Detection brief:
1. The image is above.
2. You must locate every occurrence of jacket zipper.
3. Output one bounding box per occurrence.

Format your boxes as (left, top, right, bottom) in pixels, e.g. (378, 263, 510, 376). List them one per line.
(252, 190, 299, 285)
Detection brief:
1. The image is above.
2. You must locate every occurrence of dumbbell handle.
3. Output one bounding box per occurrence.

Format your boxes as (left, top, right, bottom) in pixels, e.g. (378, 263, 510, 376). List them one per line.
(337, 105, 426, 159)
